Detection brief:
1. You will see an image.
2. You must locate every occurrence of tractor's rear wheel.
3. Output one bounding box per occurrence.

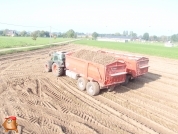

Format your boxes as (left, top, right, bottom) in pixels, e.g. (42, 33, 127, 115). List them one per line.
(77, 77, 88, 91)
(52, 63, 64, 77)
(86, 82, 100, 96)
(45, 61, 52, 72)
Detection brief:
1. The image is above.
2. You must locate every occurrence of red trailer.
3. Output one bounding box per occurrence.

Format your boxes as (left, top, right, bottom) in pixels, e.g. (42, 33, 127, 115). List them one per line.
(97, 50, 149, 85)
(65, 50, 127, 96)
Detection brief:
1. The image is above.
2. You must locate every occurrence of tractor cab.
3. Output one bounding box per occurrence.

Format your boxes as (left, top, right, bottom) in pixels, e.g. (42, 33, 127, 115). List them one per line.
(50, 51, 66, 62)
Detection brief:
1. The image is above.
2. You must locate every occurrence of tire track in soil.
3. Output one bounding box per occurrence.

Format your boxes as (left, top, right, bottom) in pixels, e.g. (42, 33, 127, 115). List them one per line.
(40, 80, 105, 134)
(101, 90, 178, 132)
(138, 77, 178, 96)
(143, 70, 177, 81)
(42, 78, 130, 133)
(122, 85, 178, 116)
(59, 76, 177, 134)
(150, 70, 178, 80)
(42, 77, 110, 115)
(141, 75, 178, 89)
(56, 77, 157, 134)
(13, 103, 75, 134)
(126, 82, 178, 110)
(0, 79, 68, 133)
(2, 91, 75, 134)
(41, 78, 121, 134)
(129, 76, 178, 97)
(114, 86, 178, 121)
(97, 95, 176, 134)
(0, 44, 85, 81)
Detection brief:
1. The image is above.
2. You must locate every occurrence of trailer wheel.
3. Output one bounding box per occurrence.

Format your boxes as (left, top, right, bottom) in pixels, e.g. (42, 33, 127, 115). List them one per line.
(86, 82, 100, 96)
(77, 77, 88, 91)
(130, 78, 135, 82)
(122, 75, 131, 86)
(108, 85, 115, 92)
(45, 61, 52, 72)
(52, 63, 64, 77)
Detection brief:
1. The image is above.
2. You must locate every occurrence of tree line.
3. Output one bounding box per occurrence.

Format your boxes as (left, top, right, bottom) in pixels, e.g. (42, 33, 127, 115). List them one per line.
(1, 28, 178, 42)
(0, 29, 77, 38)
(142, 33, 178, 42)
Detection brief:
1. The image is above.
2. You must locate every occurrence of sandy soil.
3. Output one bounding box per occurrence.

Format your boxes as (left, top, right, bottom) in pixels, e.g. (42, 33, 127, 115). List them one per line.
(0, 43, 178, 134)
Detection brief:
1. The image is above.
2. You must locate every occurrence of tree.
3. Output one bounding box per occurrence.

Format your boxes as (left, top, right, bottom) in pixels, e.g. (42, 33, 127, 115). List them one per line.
(92, 32, 98, 39)
(20, 30, 27, 36)
(150, 36, 158, 41)
(0, 30, 3, 35)
(65, 29, 76, 38)
(123, 31, 128, 36)
(115, 33, 121, 36)
(129, 31, 133, 37)
(44, 31, 50, 37)
(31, 31, 38, 40)
(143, 33, 149, 41)
(160, 35, 167, 42)
(171, 34, 178, 42)
(39, 30, 45, 37)
(52, 33, 57, 39)
(153, 35, 158, 41)
(57, 32, 62, 37)
(132, 33, 137, 39)
(125, 31, 128, 36)
(2, 29, 9, 36)
(123, 31, 126, 36)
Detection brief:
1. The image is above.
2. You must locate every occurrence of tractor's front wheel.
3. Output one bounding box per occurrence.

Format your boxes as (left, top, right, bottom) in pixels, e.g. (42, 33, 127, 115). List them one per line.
(52, 63, 64, 77)
(45, 61, 52, 72)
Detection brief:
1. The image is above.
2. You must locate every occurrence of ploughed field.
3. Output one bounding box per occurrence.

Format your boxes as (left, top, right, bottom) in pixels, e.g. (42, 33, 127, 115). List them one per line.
(0, 44, 178, 134)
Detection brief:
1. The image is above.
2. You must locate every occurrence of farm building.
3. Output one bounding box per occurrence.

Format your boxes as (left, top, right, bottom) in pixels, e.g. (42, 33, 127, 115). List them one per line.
(77, 34, 86, 38)
(6, 30, 16, 37)
(97, 35, 131, 43)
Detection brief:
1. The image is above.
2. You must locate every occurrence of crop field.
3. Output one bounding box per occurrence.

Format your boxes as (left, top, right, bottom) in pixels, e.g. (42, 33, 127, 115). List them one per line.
(0, 36, 73, 48)
(74, 39, 178, 59)
(0, 43, 178, 134)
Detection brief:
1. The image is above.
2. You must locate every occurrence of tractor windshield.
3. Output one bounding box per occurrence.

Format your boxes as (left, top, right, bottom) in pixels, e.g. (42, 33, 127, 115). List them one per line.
(58, 53, 65, 60)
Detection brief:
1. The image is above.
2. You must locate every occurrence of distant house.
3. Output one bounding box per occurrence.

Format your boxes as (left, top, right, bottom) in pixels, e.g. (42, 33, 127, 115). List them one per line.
(6, 30, 16, 37)
(76, 33, 87, 38)
(165, 41, 174, 47)
(97, 35, 131, 43)
(77, 34, 86, 38)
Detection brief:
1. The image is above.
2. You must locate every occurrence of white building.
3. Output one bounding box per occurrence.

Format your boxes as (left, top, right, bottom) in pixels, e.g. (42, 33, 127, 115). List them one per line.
(97, 35, 131, 43)
(164, 41, 174, 47)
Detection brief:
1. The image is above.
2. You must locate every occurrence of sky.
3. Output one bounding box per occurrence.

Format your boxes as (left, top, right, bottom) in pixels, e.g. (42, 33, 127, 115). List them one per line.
(0, 0, 178, 36)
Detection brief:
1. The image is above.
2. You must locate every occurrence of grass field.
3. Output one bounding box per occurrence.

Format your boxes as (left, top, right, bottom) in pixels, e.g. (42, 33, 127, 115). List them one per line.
(0, 43, 66, 56)
(74, 39, 178, 59)
(0, 36, 73, 48)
